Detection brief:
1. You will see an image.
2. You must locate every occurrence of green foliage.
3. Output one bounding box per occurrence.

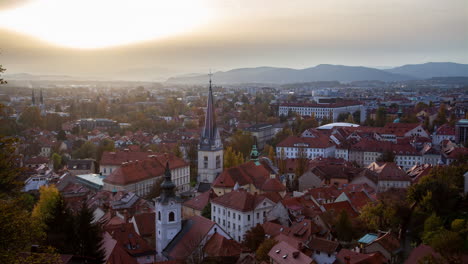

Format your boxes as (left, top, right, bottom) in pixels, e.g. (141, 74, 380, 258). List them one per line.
(270, 127, 292, 148)
(335, 210, 353, 241)
(51, 153, 62, 171)
(0, 199, 42, 264)
(0, 136, 23, 198)
(74, 203, 106, 263)
(337, 112, 350, 122)
(32, 186, 61, 229)
(243, 224, 265, 252)
(256, 239, 277, 262)
(375, 107, 387, 127)
(228, 131, 253, 158)
(451, 219, 466, 233)
(353, 110, 361, 124)
(72, 141, 97, 159)
(201, 202, 211, 219)
(56, 130, 66, 141)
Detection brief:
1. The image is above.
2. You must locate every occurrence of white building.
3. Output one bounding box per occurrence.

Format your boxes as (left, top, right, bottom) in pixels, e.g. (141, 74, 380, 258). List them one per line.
(368, 162, 411, 192)
(211, 189, 276, 242)
(278, 101, 364, 122)
(276, 135, 335, 159)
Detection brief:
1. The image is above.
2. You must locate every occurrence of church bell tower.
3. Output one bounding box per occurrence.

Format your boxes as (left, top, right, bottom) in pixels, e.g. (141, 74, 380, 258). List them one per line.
(197, 73, 223, 183)
(155, 162, 182, 258)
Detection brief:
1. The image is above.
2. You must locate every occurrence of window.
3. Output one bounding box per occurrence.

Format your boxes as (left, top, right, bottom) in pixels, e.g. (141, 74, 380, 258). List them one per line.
(216, 155, 221, 169)
(233, 212, 236, 219)
(158, 211, 161, 221)
(169, 212, 175, 222)
(204, 156, 208, 169)
(257, 213, 259, 219)
(248, 215, 251, 221)
(228, 211, 230, 217)
(263, 211, 266, 217)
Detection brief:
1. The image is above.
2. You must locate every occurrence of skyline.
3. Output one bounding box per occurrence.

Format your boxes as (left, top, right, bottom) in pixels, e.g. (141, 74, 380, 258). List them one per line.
(0, 0, 467, 81)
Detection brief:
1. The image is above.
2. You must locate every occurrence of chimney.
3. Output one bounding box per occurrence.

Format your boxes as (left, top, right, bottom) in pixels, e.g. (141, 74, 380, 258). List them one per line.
(292, 251, 300, 258)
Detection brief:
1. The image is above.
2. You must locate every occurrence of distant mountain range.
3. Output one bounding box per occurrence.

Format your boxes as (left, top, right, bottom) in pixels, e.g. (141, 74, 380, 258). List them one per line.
(167, 62, 468, 84)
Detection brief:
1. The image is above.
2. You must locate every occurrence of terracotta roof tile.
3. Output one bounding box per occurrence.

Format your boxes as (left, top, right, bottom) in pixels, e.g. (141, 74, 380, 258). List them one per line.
(323, 201, 359, 218)
(183, 190, 217, 211)
(337, 248, 386, 264)
(308, 237, 339, 254)
(203, 232, 242, 257)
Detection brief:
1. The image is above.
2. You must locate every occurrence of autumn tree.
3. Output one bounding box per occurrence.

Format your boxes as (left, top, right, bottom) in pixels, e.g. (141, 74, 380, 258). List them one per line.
(19, 106, 43, 128)
(51, 153, 62, 171)
(375, 107, 387, 127)
(243, 224, 265, 252)
(201, 202, 211, 219)
(228, 130, 254, 158)
(96, 139, 115, 161)
(145, 177, 164, 200)
(72, 141, 97, 159)
(256, 239, 277, 262)
(224, 146, 244, 169)
(0, 136, 23, 198)
(376, 150, 395, 162)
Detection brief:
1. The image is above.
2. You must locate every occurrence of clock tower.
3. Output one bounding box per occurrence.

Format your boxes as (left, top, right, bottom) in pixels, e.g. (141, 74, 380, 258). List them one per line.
(155, 161, 182, 258)
(198, 74, 223, 183)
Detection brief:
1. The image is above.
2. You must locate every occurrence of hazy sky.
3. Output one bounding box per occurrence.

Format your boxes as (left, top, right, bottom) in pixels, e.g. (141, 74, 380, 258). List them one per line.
(0, 0, 467, 80)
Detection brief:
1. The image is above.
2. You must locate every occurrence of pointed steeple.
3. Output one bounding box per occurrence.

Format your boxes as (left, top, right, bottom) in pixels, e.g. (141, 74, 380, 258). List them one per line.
(159, 161, 176, 202)
(200, 72, 222, 150)
(32, 89, 35, 105)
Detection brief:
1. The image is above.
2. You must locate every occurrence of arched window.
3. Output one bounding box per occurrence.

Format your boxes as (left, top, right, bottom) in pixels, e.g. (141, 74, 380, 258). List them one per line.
(169, 212, 175, 222)
(158, 211, 161, 221)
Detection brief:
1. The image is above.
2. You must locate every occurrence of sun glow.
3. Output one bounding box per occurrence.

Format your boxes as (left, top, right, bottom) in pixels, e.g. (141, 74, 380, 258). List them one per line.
(0, 0, 213, 49)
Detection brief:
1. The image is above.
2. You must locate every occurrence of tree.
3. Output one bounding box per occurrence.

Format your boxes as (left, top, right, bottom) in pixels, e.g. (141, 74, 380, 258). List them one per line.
(335, 210, 353, 242)
(353, 110, 361, 124)
(293, 148, 307, 191)
(145, 178, 164, 200)
(173, 144, 183, 158)
(224, 146, 244, 169)
(51, 153, 62, 171)
(256, 239, 277, 262)
(229, 131, 253, 158)
(72, 141, 97, 159)
(375, 107, 387, 127)
(56, 130, 66, 141)
(0, 136, 23, 198)
(74, 202, 106, 263)
(376, 151, 395, 162)
(42, 194, 75, 254)
(96, 139, 115, 161)
(32, 185, 61, 229)
(337, 112, 349, 122)
(298, 115, 319, 132)
(243, 224, 265, 252)
(201, 202, 211, 219)
(19, 106, 43, 128)
(0, 199, 42, 263)
(433, 104, 447, 128)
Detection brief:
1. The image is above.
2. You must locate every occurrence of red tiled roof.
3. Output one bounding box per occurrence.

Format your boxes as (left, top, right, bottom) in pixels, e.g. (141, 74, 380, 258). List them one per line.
(167, 215, 215, 259)
(212, 189, 275, 212)
(103, 155, 187, 185)
(277, 135, 334, 149)
(435, 124, 455, 136)
(105, 223, 154, 256)
(203, 232, 242, 257)
(289, 219, 320, 241)
(103, 232, 138, 264)
(183, 190, 217, 211)
(343, 191, 374, 211)
(337, 248, 386, 264)
(268, 241, 312, 264)
(367, 162, 411, 182)
(263, 221, 291, 238)
(367, 232, 400, 254)
(308, 237, 339, 254)
(262, 178, 287, 192)
(274, 233, 302, 249)
(133, 212, 155, 237)
(213, 161, 272, 190)
(101, 150, 187, 167)
(323, 200, 359, 218)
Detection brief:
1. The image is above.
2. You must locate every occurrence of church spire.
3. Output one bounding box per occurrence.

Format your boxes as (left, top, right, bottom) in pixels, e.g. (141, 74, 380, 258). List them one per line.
(200, 72, 221, 150)
(159, 161, 176, 202)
